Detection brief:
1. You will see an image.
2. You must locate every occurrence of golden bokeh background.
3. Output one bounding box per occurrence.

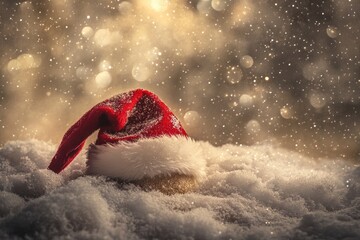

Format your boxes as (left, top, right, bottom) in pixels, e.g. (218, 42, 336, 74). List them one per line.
(1, 0, 359, 160)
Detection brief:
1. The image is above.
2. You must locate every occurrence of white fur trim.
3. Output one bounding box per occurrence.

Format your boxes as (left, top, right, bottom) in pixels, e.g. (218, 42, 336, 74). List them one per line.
(86, 136, 206, 181)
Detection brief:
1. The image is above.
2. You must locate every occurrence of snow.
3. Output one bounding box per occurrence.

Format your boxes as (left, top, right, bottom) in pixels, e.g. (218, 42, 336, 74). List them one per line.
(1, 139, 359, 239)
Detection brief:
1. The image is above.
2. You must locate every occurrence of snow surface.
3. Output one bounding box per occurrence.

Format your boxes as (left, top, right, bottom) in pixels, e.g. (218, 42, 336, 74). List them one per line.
(0, 139, 360, 240)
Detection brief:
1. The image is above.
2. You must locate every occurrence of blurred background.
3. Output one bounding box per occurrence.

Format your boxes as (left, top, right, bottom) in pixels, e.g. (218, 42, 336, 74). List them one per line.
(0, 0, 359, 161)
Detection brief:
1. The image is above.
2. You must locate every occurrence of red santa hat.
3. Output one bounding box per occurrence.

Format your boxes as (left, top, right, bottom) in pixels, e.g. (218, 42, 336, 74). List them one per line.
(48, 89, 205, 181)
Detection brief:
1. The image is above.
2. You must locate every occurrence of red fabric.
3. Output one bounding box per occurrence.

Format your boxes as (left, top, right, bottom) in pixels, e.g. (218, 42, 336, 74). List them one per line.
(48, 89, 188, 173)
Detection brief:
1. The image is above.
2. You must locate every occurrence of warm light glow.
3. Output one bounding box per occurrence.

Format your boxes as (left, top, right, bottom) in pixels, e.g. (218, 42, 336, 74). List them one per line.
(246, 119, 261, 133)
(95, 71, 112, 89)
(7, 54, 41, 71)
(150, 0, 169, 12)
(231, 0, 254, 24)
(132, 63, 150, 82)
(81, 26, 94, 38)
(226, 66, 243, 84)
(0, 0, 358, 160)
(183, 111, 200, 126)
(93, 29, 121, 47)
(239, 94, 254, 107)
(211, 0, 227, 11)
(326, 26, 338, 38)
(280, 106, 293, 119)
(309, 93, 327, 109)
(240, 55, 254, 68)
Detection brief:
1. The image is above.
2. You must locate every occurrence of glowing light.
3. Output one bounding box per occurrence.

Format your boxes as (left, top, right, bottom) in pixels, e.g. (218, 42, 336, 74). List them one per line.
(239, 94, 254, 107)
(95, 71, 112, 89)
(197, 0, 211, 13)
(183, 111, 200, 126)
(146, 47, 162, 61)
(150, 0, 169, 12)
(98, 60, 112, 71)
(246, 120, 261, 133)
(76, 66, 92, 80)
(326, 26, 338, 38)
(118, 1, 132, 13)
(7, 54, 41, 71)
(309, 93, 327, 109)
(280, 107, 292, 119)
(81, 26, 94, 38)
(231, 0, 254, 24)
(226, 66, 243, 84)
(211, 0, 227, 11)
(132, 63, 150, 82)
(240, 55, 254, 68)
(94, 29, 111, 47)
(93, 29, 120, 47)
(20, 1, 32, 11)
(302, 64, 315, 81)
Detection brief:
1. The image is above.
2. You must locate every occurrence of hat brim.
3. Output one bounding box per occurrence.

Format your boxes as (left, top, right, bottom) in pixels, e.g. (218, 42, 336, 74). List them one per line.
(86, 136, 206, 181)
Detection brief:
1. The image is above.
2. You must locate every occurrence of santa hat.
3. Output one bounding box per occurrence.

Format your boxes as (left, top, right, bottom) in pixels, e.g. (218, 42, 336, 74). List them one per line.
(48, 89, 205, 181)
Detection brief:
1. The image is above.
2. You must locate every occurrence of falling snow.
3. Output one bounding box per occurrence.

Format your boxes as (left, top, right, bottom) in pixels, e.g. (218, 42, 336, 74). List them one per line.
(0, 0, 359, 159)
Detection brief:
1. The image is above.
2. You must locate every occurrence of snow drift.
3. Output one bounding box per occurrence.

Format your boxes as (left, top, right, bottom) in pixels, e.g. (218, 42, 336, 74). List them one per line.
(0, 139, 359, 240)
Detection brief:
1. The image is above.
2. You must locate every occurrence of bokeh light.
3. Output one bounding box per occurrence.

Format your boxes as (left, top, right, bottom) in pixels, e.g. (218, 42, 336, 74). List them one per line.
(183, 110, 200, 127)
(95, 71, 112, 89)
(240, 55, 254, 69)
(326, 26, 339, 38)
(239, 94, 254, 108)
(0, 0, 359, 160)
